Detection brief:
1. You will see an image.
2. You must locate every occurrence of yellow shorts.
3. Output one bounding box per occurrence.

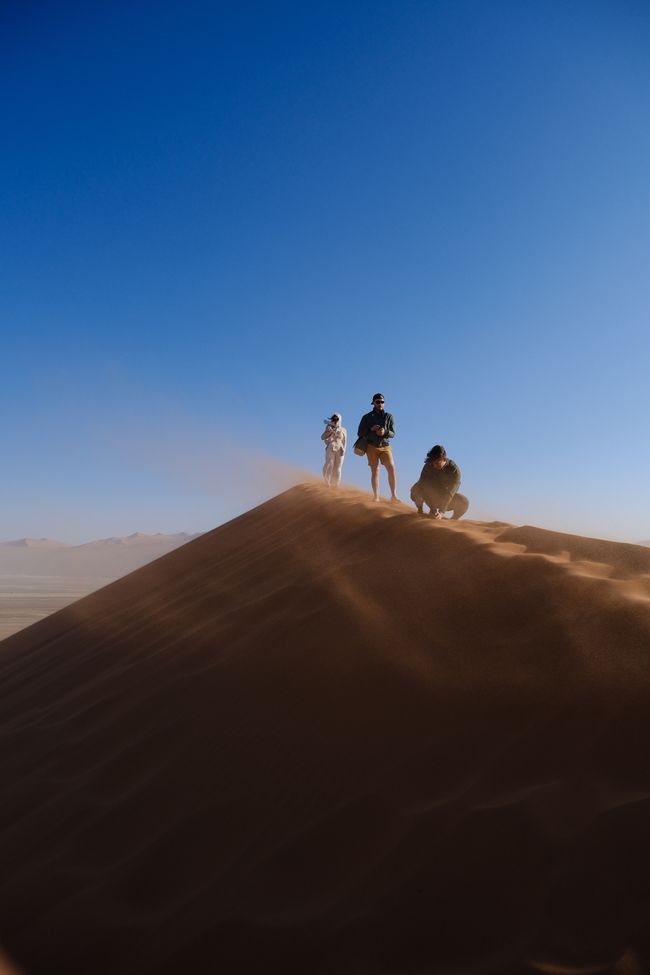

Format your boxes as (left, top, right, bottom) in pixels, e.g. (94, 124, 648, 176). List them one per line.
(366, 444, 394, 467)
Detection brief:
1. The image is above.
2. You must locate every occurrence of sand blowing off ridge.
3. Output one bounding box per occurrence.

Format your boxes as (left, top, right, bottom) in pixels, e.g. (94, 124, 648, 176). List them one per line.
(1, 483, 650, 974)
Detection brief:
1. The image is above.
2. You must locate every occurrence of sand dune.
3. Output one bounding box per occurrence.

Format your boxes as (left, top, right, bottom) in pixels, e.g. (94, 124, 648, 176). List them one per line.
(1, 484, 649, 974)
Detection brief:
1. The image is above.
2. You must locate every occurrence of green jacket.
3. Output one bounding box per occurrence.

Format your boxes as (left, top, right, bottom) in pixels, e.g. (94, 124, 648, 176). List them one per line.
(416, 459, 461, 510)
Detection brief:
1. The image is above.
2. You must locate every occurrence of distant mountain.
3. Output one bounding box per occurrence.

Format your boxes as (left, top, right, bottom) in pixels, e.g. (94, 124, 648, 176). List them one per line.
(77, 532, 197, 550)
(1, 532, 198, 549)
(1, 538, 69, 549)
(0, 531, 203, 641)
(0, 532, 202, 579)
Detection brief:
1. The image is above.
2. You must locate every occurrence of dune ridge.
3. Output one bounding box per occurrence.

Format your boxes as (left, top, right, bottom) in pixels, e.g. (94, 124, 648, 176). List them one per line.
(1, 484, 650, 974)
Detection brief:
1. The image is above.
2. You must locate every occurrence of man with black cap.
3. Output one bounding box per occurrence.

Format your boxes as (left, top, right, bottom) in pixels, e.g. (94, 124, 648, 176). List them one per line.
(357, 393, 398, 502)
(410, 445, 469, 519)
(321, 413, 347, 487)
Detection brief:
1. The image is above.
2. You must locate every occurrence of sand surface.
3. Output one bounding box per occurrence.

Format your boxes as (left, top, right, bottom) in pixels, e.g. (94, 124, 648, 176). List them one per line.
(1, 484, 649, 974)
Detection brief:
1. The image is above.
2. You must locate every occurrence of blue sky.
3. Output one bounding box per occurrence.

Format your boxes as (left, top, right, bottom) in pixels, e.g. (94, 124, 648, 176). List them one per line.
(3, 0, 649, 542)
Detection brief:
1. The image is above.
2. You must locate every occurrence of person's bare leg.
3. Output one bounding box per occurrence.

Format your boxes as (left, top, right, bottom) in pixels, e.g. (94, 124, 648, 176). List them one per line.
(370, 463, 380, 500)
(385, 460, 398, 501)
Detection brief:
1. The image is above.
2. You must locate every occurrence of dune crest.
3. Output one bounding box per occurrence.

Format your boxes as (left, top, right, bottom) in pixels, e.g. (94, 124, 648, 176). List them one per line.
(1, 484, 650, 973)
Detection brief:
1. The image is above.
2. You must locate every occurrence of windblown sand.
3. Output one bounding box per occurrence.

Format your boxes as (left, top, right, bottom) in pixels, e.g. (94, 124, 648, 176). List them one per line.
(1, 484, 649, 974)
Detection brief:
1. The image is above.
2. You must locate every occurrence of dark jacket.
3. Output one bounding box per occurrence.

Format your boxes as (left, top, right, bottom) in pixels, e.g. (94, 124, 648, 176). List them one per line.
(417, 458, 461, 510)
(357, 409, 395, 447)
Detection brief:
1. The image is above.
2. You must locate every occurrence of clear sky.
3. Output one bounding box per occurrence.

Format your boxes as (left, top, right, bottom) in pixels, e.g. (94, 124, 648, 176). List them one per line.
(3, 0, 649, 543)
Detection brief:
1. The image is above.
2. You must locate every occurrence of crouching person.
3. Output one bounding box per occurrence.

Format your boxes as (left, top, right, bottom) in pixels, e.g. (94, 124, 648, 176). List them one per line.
(410, 444, 469, 520)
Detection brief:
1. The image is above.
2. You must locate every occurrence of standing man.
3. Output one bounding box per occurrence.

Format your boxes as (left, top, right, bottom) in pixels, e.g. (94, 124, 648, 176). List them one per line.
(357, 393, 399, 502)
(410, 444, 469, 519)
(321, 413, 347, 487)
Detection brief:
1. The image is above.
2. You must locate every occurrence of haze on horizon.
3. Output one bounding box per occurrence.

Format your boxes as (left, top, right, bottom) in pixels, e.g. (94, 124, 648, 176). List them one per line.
(3, 0, 649, 544)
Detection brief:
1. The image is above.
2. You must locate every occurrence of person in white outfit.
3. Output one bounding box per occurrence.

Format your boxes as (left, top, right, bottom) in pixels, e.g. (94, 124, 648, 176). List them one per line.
(321, 413, 347, 487)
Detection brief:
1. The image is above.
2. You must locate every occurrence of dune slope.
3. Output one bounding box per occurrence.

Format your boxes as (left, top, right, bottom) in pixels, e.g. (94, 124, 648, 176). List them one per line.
(1, 484, 650, 974)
